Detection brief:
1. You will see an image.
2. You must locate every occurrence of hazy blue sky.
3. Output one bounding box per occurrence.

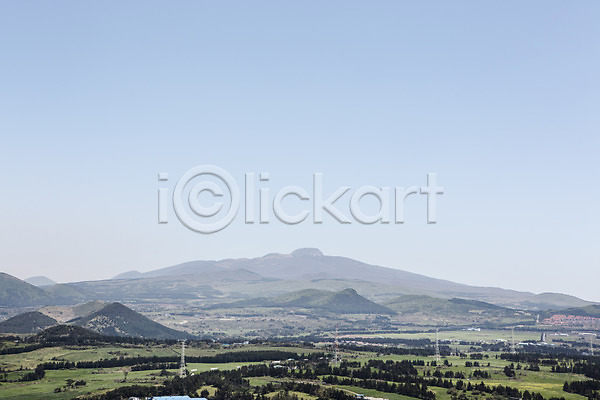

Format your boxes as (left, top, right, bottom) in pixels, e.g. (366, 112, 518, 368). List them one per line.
(1, 2, 599, 300)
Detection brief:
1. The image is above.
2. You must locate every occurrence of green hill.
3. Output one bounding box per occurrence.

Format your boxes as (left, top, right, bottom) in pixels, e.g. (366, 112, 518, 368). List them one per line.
(0, 311, 58, 333)
(0, 273, 54, 307)
(35, 325, 106, 344)
(541, 304, 600, 319)
(384, 295, 534, 326)
(211, 288, 395, 315)
(72, 302, 194, 339)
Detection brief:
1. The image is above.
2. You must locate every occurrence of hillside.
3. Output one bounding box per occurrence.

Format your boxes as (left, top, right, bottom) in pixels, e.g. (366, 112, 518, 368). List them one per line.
(507, 293, 594, 311)
(384, 295, 534, 326)
(72, 300, 107, 318)
(35, 325, 106, 344)
(0, 273, 54, 307)
(210, 288, 396, 315)
(72, 302, 193, 339)
(42, 283, 89, 304)
(114, 260, 222, 279)
(0, 311, 58, 333)
(541, 304, 600, 319)
(385, 295, 510, 312)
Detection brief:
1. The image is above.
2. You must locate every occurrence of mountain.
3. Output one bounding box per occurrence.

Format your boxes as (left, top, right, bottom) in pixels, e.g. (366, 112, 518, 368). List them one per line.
(210, 288, 396, 315)
(2, 302, 188, 339)
(3, 249, 594, 311)
(384, 295, 534, 326)
(0, 311, 58, 333)
(25, 276, 57, 286)
(94, 249, 594, 310)
(0, 273, 91, 307)
(541, 304, 600, 319)
(72, 302, 193, 339)
(0, 273, 55, 307)
(73, 268, 266, 302)
(508, 293, 594, 311)
(113, 260, 223, 280)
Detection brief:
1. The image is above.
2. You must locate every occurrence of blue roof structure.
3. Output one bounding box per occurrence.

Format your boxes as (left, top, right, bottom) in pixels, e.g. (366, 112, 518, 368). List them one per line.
(150, 397, 208, 400)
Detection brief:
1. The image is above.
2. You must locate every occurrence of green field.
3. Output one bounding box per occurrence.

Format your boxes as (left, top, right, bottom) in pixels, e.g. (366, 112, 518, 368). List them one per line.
(335, 384, 423, 400)
(0, 330, 597, 400)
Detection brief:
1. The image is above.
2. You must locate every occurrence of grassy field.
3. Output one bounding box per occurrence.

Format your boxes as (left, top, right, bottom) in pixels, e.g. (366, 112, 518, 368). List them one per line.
(347, 329, 542, 342)
(335, 384, 423, 400)
(0, 367, 161, 400)
(246, 377, 416, 400)
(0, 334, 595, 400)
(265, 390, 318, 400)
(0, 343, 320, 370)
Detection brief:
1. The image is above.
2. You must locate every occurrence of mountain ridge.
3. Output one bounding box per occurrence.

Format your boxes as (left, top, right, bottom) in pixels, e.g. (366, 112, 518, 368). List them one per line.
(2, 249, 596, 311)
(102, 248, 595, 310)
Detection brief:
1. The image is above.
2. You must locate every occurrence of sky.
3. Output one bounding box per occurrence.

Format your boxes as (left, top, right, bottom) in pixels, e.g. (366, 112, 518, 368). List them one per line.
(0, 2, 599, 301)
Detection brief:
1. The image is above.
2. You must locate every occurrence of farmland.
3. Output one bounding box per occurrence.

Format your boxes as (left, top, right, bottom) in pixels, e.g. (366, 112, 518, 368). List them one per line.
(1, 328, 598, 400)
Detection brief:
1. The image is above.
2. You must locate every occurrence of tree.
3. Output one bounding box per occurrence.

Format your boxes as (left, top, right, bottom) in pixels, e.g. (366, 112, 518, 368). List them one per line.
(504, 365, 515, 378)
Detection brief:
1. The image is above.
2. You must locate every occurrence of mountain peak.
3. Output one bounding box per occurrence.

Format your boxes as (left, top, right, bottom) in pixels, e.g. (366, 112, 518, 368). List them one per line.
(74, 302, 193, 339)
(291, 248, 324, 257)
(0, 311, 58, 333)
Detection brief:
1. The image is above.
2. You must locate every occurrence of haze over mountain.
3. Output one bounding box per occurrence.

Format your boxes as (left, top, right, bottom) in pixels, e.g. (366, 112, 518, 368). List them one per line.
(103, 248, 594, 310)
(25, 276, 56, 287)
(1, 249, 595, 311)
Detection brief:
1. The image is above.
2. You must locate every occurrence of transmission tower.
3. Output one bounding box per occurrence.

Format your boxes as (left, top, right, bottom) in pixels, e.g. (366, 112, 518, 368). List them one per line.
(511, 327, 516, 354)
(333, 325, 340, 365)
(435, 329, 441, 363)
(179, 340, 187, 378)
